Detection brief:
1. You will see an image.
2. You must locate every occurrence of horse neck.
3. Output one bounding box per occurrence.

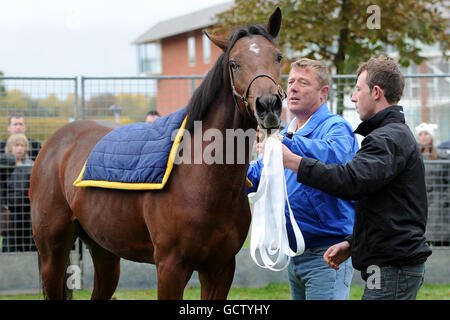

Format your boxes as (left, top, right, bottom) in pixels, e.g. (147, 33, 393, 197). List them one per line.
(184, 91, 256, 187)
(203, 90, 256, 133)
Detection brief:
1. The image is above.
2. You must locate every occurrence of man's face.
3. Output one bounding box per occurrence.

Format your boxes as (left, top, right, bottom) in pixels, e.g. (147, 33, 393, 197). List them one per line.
(8, 117, 26, 134)
(287, 68, 328, 115)
(351, 71, 377, 121)
(145, 115, 158, 123)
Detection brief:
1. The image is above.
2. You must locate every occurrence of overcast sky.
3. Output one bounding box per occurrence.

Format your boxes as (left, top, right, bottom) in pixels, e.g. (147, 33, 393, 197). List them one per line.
(0, 0, 230, 77)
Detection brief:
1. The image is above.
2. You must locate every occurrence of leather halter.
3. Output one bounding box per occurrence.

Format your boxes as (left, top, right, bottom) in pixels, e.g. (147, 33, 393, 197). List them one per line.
(228, 63, 287, 120)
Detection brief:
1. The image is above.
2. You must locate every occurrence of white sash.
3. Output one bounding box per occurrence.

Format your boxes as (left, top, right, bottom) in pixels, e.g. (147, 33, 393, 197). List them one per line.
(248, 137, 305, 271)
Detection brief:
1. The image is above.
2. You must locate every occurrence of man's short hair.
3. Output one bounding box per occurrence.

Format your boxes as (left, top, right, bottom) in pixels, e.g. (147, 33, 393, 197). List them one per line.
(290, 58, 330, 88)
(8, 112, 25, 125)
(356, 55, 405, 104)
(146, 110, 160, 117)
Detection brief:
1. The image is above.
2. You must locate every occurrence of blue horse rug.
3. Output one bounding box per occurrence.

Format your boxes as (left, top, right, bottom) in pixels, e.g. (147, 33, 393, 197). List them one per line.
(73, 107, 187, 190)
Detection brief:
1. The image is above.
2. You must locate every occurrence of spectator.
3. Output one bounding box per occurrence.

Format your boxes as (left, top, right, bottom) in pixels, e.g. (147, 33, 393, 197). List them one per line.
(415, 123, 450, 246)
(0, 153, 15, 252)
(4, 134, 35, 252)
(0, 113, 41, 161)
(437, 140, 450, 159)
(415, 122, 439, 160)
(282, 55, 432, 300)
(145, 110, 160, 123)
(247, 58, 359, 300)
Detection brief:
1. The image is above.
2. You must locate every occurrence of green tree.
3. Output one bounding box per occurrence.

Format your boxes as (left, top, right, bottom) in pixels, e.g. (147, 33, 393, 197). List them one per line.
(116, 93, 152, 120)
(37, 93, 64, 117)
(1, 89, 34, 116)
(84, 93, 117, 117)
(214, 0, 449, 114)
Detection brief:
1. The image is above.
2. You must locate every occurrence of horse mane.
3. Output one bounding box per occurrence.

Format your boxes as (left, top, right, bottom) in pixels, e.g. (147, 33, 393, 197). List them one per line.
(184, 24, 275, 133)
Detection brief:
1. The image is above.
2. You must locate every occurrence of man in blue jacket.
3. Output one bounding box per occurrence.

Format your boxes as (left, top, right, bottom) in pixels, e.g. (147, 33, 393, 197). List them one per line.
(247, 58, 359, 300)
(282, 56, 432, 300)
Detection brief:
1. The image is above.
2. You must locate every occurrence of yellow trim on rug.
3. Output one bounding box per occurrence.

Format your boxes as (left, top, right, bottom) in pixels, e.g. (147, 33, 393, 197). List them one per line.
(73, 116, 188, 190)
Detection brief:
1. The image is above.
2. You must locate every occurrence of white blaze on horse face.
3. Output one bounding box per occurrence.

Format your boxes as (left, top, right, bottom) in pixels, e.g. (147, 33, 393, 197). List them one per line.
(249, 43, 260, 55)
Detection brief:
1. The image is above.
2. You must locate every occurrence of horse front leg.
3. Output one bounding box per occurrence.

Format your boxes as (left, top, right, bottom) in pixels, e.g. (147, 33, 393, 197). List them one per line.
(156, 251, 194, 299)
(198, 258, 236, 300)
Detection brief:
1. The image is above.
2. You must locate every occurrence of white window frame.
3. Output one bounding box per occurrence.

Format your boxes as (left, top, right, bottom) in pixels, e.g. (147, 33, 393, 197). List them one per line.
(188, 36, 196, 67)
(202, 33, 211, 64)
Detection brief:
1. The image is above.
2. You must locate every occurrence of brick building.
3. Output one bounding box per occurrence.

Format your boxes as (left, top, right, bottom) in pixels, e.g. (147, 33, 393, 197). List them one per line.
(134, 2, 233, 115)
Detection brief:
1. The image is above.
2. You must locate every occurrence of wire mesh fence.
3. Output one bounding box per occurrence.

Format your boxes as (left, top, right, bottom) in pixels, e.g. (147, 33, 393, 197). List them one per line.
(424, 160, 450, 246)
(0, 77, 77, 253)
(0, 162, 34, 252)
(0, 74, 449, 252)
(329, 74, 450, 145)
(80, 76, 202, 123)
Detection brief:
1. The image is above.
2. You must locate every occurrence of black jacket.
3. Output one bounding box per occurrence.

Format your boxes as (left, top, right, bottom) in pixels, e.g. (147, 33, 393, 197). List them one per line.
(6, 160, 33, 213)
(297, 105, 432, 270)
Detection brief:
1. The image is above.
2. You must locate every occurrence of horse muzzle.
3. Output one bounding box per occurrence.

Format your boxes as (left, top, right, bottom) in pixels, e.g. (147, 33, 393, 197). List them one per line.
(255, 93, 282, 130)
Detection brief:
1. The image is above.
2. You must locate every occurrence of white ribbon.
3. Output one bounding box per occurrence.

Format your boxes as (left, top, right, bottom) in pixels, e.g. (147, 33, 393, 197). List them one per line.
(248, 137, 305, 271)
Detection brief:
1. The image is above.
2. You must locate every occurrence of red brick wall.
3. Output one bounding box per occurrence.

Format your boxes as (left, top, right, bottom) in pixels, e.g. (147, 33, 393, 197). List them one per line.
(156, 29, 223, 115)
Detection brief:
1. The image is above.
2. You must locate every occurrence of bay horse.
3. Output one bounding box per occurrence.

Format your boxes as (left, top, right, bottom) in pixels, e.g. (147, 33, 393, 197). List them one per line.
(30, 7, 285, 300)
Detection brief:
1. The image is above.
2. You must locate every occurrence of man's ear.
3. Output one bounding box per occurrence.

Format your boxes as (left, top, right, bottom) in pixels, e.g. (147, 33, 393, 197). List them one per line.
(372, 85, 384, 100)
(204, 31, 229, 52)
(321, 85, 329, 95)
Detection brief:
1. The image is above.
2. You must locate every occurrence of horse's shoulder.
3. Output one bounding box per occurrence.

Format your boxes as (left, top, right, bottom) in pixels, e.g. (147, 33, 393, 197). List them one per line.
(58, 120, 113, 135)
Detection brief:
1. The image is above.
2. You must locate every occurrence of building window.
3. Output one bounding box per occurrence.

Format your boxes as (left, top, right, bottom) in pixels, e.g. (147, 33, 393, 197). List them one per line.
(202, 33, 211, 64)
(137, 42, 162, 74)
(188, 36, 196, 67)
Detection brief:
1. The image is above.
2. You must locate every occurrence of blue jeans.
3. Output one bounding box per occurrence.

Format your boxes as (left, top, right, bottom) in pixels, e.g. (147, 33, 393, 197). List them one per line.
(288, 246, 354, 300)
(361, 264, 425, 300)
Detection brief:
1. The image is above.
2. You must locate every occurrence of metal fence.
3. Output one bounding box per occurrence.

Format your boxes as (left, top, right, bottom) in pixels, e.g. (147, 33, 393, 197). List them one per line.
(80, 75, 203, 123)
(0, 77, 77, 254)
(424, 160, 450, 245)
(0, 74, 449, 253)
(0, 161, 35, 253)
(329, 74, 450, 144)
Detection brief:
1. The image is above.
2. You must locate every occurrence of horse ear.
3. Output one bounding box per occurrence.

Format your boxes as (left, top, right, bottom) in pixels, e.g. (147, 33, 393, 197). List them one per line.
(204, 31, 229, 52)
(266, 7, 282, 38)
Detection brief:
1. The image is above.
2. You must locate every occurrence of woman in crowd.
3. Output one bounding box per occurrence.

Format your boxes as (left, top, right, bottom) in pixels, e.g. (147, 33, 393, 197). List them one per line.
(416, 122, 439, 160)
(415, 123, 449, 246)
(4, 133, 35, 252)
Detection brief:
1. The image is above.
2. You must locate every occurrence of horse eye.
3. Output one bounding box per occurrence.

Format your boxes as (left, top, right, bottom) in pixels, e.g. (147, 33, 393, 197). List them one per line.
(277, 53, 283, 63)
(229, 60, 239, 70)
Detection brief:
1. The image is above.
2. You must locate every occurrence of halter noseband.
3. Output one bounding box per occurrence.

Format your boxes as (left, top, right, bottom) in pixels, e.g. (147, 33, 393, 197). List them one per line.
(228, 64, 287, 120)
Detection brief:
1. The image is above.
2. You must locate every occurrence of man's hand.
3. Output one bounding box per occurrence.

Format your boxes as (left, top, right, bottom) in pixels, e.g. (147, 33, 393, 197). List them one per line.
(323, 241, 351, 270)
(255, 129, 281, 160)
(281, 144, 302, 173)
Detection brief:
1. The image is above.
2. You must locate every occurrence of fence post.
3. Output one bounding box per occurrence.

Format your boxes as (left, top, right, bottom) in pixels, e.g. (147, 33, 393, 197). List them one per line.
(74, 77, 79, 121)
(329, 76, 335, 114)
(80, 76, 85, 120)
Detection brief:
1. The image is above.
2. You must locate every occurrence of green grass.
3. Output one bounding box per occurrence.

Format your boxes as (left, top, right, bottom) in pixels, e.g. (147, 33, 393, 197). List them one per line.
(1, 283, 449, 300)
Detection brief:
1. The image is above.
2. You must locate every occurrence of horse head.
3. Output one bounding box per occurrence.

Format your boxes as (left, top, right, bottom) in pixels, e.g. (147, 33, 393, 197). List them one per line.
(207, 7, 285, 131)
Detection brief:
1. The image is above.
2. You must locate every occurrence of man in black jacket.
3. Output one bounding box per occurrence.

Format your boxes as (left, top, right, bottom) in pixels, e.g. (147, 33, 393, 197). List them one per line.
(282, 55, 432, 300)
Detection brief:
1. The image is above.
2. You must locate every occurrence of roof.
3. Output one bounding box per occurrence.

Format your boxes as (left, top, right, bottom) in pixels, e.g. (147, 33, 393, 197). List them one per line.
(134, 1, 234, 44)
